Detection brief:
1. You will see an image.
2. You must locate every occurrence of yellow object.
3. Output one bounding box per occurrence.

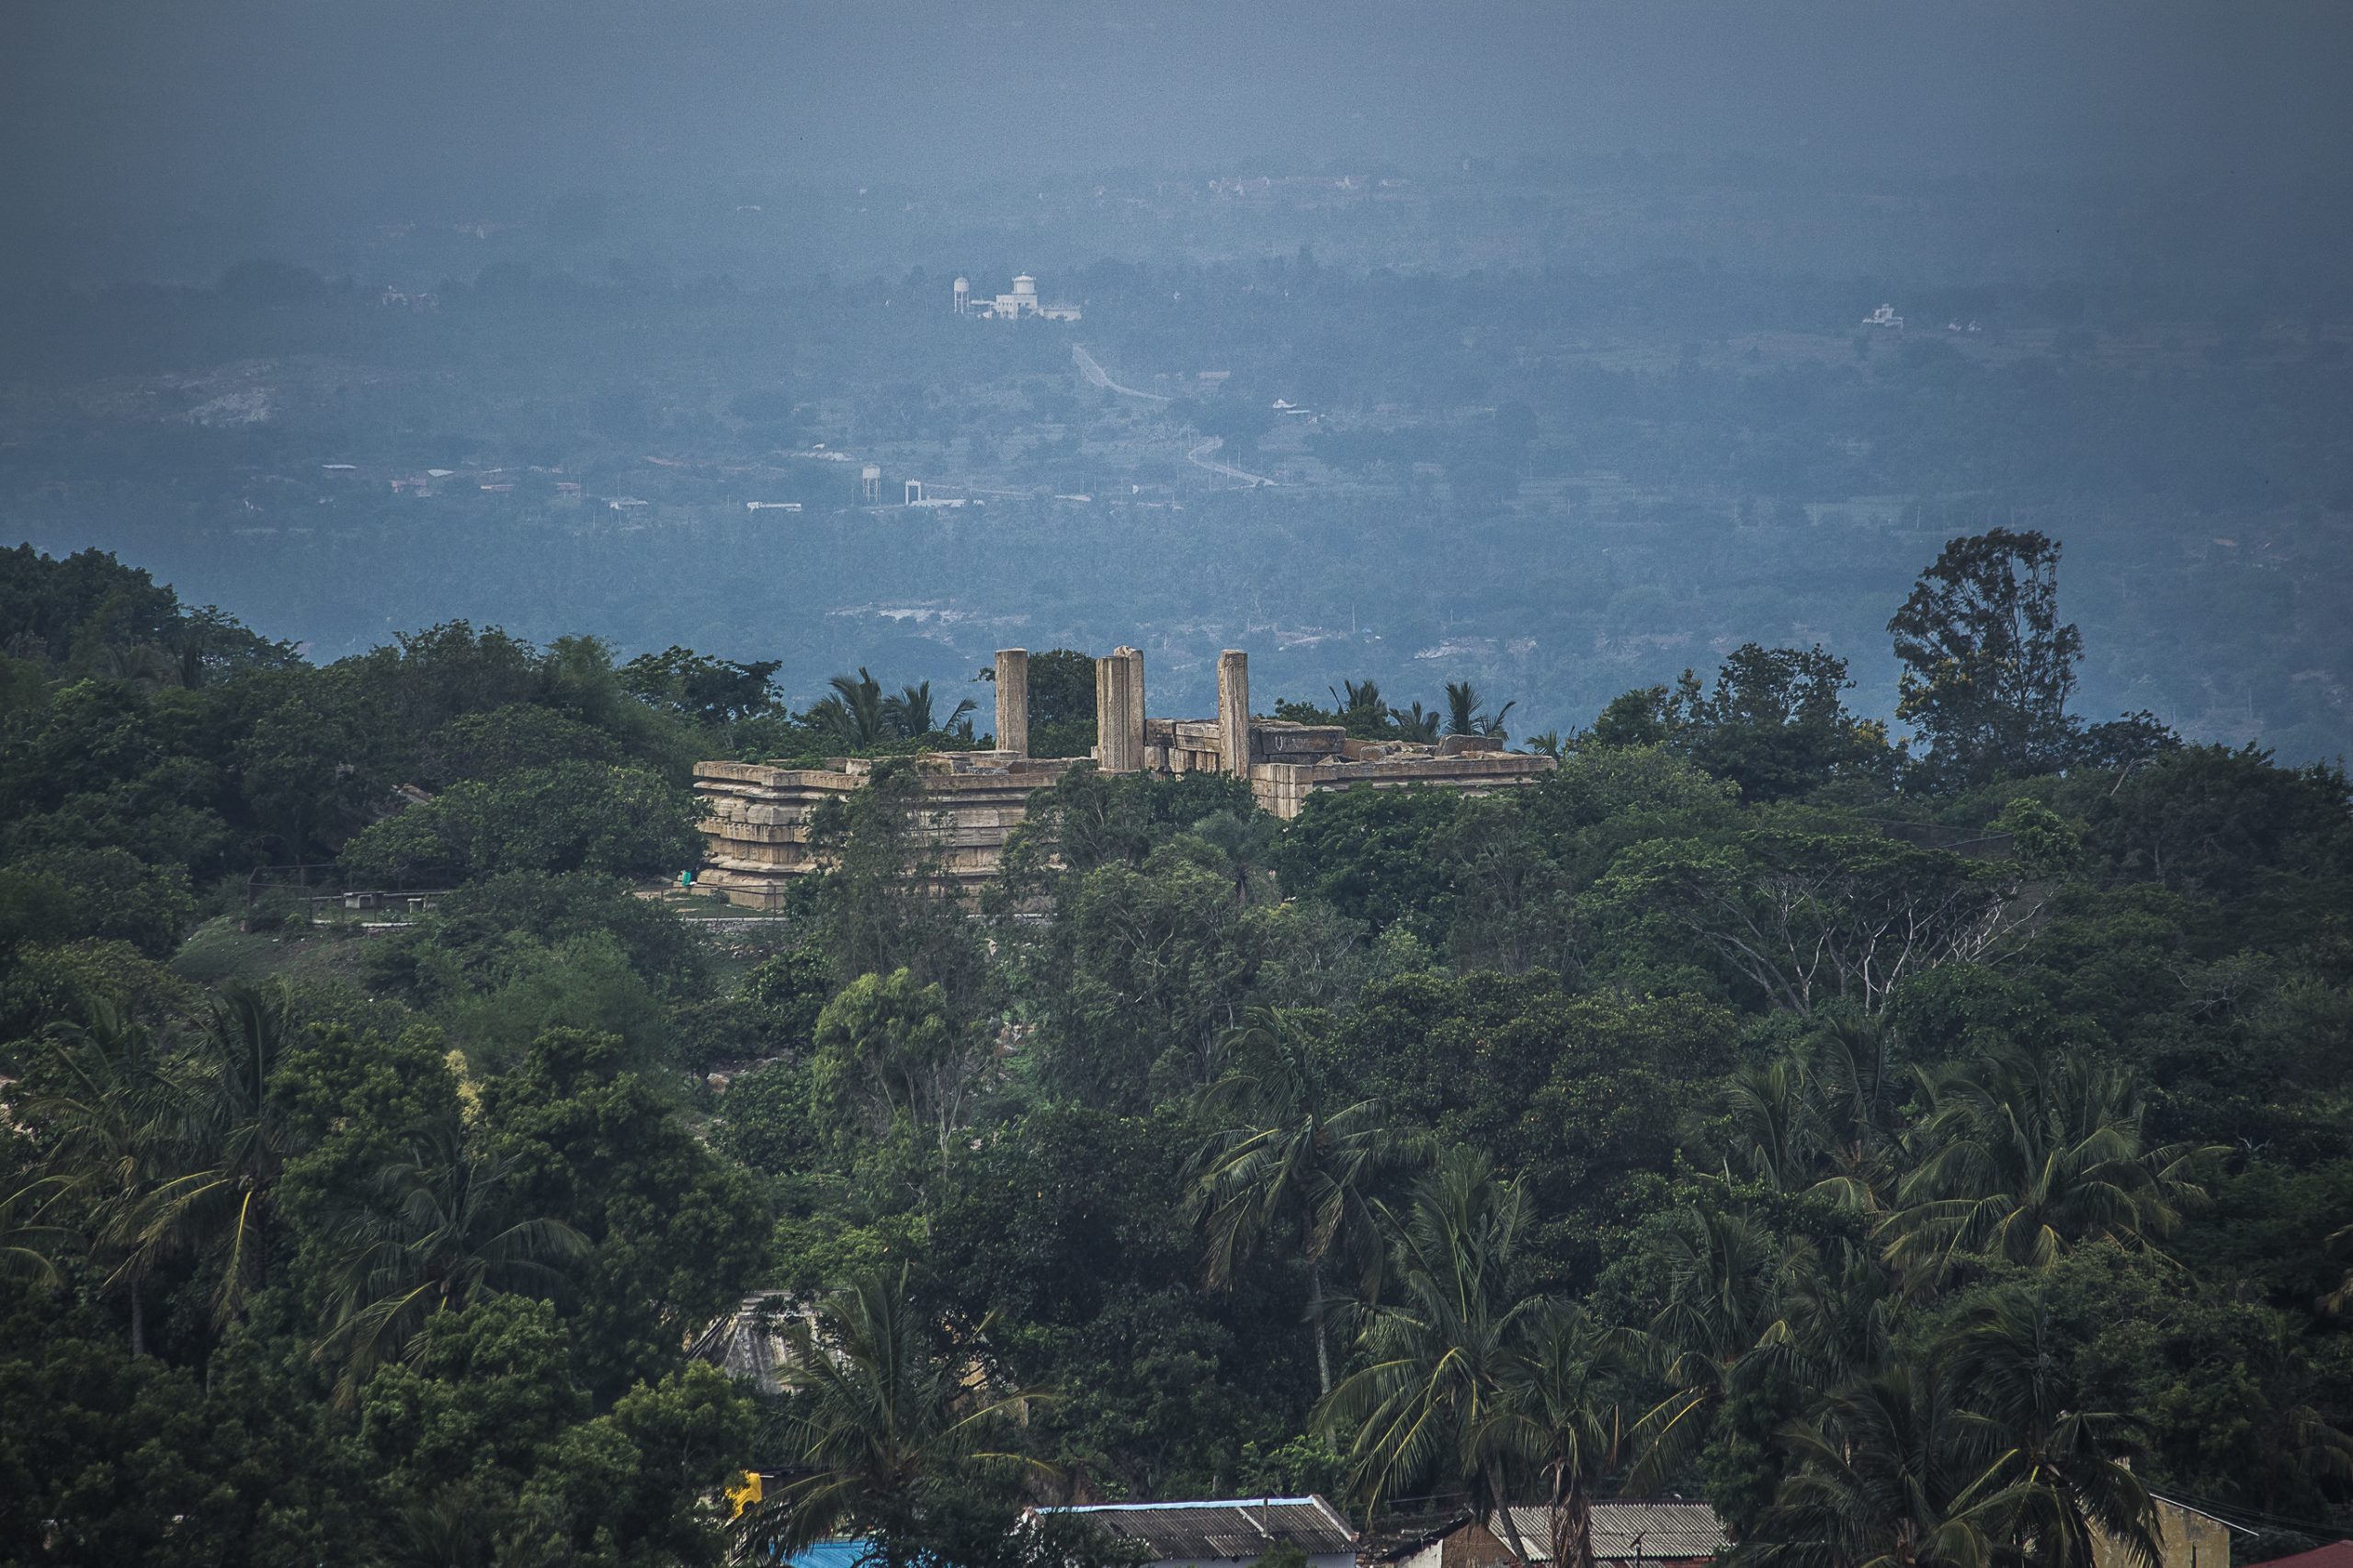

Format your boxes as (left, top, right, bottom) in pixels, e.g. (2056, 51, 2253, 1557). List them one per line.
(727, 1471, 764, 1520)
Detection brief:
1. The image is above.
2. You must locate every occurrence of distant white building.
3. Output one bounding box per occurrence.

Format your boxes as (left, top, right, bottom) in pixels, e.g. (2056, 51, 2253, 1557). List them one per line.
(1861, 303, 1904, 330)
(956, 271, 1081, 321)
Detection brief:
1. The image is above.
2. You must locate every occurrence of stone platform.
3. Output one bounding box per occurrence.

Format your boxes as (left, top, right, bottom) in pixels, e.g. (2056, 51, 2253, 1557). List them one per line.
(692, 648, 1554, 908)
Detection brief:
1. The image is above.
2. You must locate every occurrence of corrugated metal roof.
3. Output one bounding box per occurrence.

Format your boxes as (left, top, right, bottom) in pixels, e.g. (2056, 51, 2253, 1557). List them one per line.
(1500, 1502, 1726, 1562)
(1044, 1496, 1358, 1562)
(2242, 1542, 2353, 1568)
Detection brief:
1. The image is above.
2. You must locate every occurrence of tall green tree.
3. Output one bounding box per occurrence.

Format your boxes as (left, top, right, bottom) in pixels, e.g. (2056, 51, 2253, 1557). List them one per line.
(3, 1005, 180, 1351)
(1945, 1287, 2158, 1568)
(743, 1264, 1049, 1564)
(1318, 1149, 1540, 1557)
(144, 981, 306, 1329)
(1490, 1301, 1650, 1568)
(1888, 528, 2083, 788)
(1190, 1007, 1404, 1394)
(315, 1114, 586, 1403)
(811, 968, 985, 1197)
(1884, 1044, 2213, 1276)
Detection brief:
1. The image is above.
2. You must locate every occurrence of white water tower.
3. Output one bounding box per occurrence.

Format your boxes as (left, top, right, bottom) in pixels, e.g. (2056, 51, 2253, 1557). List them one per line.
(952, 276, 969, 315)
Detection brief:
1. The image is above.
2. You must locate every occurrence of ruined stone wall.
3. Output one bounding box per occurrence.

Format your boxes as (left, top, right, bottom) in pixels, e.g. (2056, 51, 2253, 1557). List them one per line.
(693, 648, 1556, 903)
(1250, 751, 1555, 819)
(694, 754, 1073, 909)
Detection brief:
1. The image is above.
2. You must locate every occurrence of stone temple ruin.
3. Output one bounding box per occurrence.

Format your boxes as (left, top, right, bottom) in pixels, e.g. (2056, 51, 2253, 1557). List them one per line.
(691, 648, 1557, 908)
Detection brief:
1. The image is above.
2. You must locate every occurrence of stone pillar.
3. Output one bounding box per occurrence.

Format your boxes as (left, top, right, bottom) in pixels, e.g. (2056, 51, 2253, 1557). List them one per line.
(994, 649, 1029, 757)
(1095, 651, 1141, 772)
(1217, 649, 1251, 776)
(1120, 646, 1145, 768)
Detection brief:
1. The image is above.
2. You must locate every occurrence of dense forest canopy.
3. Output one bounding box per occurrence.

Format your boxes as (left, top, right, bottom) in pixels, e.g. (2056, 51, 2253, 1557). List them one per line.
(4, 537, 2350, 1565)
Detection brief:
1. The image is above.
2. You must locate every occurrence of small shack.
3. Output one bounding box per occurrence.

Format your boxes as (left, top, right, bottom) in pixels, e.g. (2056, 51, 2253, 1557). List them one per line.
(1030, 1496, 1358, 1568)
(1380, 1502, 1726, 1568)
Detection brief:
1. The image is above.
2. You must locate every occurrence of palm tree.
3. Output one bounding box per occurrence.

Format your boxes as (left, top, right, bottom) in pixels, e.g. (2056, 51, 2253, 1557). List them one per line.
(1806, 1014, 1905, 1212)
(1446, 681, 1485, 737)
(1882, 1045, 2213, 1277)
(1643, 1214, 1898, 1511)
(4, 1005, 181, 1352)
(1720, 1054, 1828, 1195)
(1717, 1017, 1901, 1210)
(1190, 1007, 1404, 1392)
(1189, 809, 1279, 907)
(1745, 1363, 2018, 1568)
(88, 641, 186, 690)
(1331, 679, 1389, 735)
(142, 981, 305, 1328)
(316, 1116, 586, 1403)
(1647, 1207, 1802, 1419)
(1444, 681, 1518, 739)
(1944, 1287, 2157, 1568)
(2233, 1309, 2353, 1515)
(741, 1264, 1050, 1564)
(1390, 702, 1443, 744)
(883, 681, 980, 741)
(807, 669, 892, 748)
(1316, 1148, 1540, 1557)
(1488, 1301, 1650, 1568)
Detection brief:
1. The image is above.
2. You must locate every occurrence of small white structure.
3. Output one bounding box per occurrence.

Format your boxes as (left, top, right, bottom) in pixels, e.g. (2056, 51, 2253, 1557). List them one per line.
(745, 501, 802, 512)
(1861, 303, 1904, 330)
(959, 271, 1081, 321)
(1030, 1497, 1357, 1568)
(904, 480, 968, 508)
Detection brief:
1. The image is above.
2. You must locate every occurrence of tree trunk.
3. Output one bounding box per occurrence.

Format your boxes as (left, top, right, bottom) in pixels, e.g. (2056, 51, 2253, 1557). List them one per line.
(1551, 1479, 1594, 1568)
(1310, 1255, 1332, 1396)
(1492, 1491, 1535, 1566)
(130, 1286, 145, 1358)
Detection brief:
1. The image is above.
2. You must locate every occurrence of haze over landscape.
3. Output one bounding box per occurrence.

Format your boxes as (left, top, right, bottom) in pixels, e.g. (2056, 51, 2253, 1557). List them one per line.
(6, 6, 2353, 1566)
(5, 0, 2350, 751)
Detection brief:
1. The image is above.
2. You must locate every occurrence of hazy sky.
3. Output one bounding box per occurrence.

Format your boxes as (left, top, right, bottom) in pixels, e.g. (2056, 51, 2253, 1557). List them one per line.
(7, 0, 2351, 223)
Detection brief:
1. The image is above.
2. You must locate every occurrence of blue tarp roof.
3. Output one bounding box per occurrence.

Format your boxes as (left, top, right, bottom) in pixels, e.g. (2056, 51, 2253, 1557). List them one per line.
(780, 1541, 875, 1568)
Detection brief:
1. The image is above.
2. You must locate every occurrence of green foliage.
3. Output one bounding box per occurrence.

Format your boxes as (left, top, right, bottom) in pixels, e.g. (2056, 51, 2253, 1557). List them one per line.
(363, 870, 708, 1006)
(1889, 528, 2085, 788)
(4, 541, 2352, 1562)
(1270, 786, 1464, 937)
(710, 1058, 824, 1176)
(0, 846, 194, 958)
(1018, 648, 1103, 758)
(807, 760, 989, 1012)
(620, 644, 784, 725)
(481, 1028, 767, 1396)
(0, 1290, 363, 1565)
(812, 969, 983, 1192)
(339, 759, 701, 885)
(1652, 643, 1904, 802)
(418, 702, 624, 787)
(739, 942, 835, 1051)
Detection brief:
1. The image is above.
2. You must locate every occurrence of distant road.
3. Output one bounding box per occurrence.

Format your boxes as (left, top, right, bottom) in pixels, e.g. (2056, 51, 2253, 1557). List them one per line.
(1187, 436, 1276, 487)
(1071, 343, 1170, 403)
(1074, 343, 1276, 485)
